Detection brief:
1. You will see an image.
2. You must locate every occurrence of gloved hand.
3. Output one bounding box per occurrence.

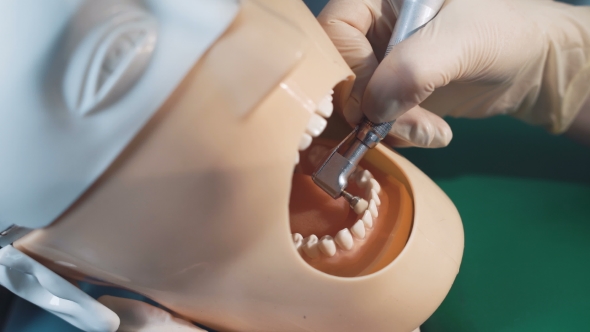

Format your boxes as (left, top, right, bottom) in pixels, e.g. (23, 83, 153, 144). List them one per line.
(318, 0, 590, 148)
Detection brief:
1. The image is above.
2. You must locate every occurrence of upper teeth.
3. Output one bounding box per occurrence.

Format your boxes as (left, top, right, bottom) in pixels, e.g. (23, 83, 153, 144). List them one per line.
(295, 91, 334, 165)
(306, 114, 327, 137)
(316, 90, 334, 118)
(298, 133, 312, 151)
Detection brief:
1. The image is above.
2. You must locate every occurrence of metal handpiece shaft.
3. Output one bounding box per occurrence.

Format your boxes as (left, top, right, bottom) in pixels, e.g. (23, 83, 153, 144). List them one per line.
(380, 0, 446, 146)
(312, 0, 444, 200)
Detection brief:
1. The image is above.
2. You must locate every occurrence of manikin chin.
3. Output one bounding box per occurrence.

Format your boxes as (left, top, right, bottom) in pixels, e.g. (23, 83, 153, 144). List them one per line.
(6, 0, 463, 331)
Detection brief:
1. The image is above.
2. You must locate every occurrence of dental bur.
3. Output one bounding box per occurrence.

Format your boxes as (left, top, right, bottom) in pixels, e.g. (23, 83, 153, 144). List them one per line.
(312, 0, 444, 207)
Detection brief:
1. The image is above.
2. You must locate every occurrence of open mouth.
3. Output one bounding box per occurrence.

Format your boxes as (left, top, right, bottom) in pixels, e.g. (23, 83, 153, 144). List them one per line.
(289, 91, 414, 277)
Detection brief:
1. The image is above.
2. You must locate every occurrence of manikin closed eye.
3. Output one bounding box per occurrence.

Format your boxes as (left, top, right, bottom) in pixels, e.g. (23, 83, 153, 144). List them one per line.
(0, 0, 464, 331)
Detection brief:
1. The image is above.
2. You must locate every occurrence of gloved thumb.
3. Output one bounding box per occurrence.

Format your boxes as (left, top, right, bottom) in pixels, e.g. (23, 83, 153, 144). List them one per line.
(318, 0, 399, 127)
(361, 15, 463, 123)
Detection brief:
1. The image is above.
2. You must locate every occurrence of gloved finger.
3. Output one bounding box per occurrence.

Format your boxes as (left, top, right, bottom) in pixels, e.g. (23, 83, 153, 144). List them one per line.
(361, 7, 465, 123)
(318, 0, 394, 126)
(383, 105, 453, 148)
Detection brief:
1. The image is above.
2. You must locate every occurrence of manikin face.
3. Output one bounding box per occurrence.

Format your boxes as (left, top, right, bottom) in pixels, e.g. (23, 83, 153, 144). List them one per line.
(14, 0, 463, 331)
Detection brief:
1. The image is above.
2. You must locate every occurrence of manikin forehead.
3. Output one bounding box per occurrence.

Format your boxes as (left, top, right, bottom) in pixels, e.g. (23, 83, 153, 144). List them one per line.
(0, 0, 240, 233)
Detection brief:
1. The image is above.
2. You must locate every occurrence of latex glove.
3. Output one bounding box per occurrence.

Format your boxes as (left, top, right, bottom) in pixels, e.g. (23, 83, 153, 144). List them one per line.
(98, 296, 206, 332)
(318, 0, 590, 148)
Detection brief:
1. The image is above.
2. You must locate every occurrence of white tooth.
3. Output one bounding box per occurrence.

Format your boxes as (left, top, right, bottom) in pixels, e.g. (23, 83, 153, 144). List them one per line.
(351, 167, 366, 185)
(368, 199, 378, 218)
(362, 210, 373, 229)
(350, 170, 364, 184)
(306, 113, 327, 137)
(353, 198, 368, 215)
(302, 235, 320, 259)
(294, 152, 300, 165)
(369, 178, 381, 194)
(356, 170, 373, 188)
(319, 235, 337, 257)
(350, 220, 366, 239)
(292, 233, 303, 250)
(370, 189, 381, 206)
(298, 133, 312, 151)
(317, 94, 334, 118)
(334, 229, 354, 251)
(352, 166, 365, 178)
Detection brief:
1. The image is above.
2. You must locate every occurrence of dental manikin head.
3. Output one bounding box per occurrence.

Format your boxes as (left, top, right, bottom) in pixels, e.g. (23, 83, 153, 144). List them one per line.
(1, 0, 464, 331)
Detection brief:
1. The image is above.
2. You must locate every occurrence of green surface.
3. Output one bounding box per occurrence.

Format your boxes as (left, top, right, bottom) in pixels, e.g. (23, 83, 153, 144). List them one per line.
(398, 117, 590, 332)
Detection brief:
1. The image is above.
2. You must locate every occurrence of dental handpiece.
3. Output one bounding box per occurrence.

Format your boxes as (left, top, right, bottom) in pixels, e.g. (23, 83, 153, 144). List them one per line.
(312, 0, 444, 207)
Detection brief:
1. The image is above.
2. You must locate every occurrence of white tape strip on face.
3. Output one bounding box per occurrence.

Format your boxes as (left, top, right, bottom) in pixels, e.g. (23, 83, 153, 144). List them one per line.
(0, 0, 240, 232)
(0, 245, 120, 332)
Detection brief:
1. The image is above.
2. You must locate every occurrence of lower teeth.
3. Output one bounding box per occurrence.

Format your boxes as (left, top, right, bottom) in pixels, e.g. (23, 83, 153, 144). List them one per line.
(292, 167, 382, 259)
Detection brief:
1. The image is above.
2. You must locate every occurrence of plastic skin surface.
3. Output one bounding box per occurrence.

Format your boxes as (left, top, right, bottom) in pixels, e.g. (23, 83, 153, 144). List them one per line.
(15, 0, 463, 331)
